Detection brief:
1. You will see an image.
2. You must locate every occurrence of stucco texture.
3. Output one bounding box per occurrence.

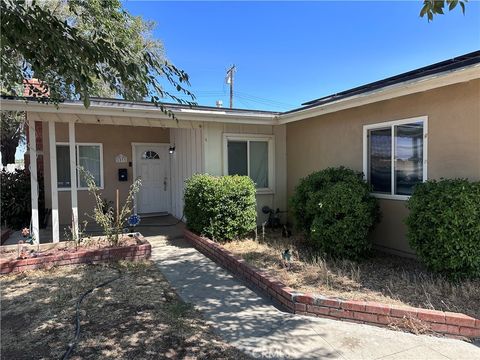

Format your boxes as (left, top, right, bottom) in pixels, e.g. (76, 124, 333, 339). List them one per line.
(203, 122, 288, 225)
(286, 79, 480, 255)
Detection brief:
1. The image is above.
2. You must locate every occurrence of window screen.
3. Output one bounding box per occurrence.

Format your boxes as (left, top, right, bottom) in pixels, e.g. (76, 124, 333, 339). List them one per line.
(56, 145, 71, 188)
(227, 138, 271, 189)
(395, 122, 423, 195)
(368, 128, 391, 193)
(78, 145, 101, 187)
(367, 121, 424, 196)
(56, 144, 102, 188)
(249, 141, 268, 188)
(227, 141, 248, 176)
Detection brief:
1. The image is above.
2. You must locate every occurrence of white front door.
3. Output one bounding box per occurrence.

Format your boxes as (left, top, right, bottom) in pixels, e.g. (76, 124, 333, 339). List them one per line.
(135, 144, 170, 214)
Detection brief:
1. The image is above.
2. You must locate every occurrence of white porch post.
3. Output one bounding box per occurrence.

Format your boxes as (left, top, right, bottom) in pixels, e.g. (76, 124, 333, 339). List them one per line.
(48, 121, 60, 242)
(69, 121, 79, 239)
(28, 118, 40, 244)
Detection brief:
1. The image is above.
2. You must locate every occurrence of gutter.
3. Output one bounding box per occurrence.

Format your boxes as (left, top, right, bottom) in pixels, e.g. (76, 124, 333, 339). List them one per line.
(0, 98, 280, 126)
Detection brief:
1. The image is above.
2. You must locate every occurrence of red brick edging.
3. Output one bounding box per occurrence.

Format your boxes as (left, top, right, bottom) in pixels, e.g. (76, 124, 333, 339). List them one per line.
(0, 240, 151, 274)
(184, 229, 479, 340)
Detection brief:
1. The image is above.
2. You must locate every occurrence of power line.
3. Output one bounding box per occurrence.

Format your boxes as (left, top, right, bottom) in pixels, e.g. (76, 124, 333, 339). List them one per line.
(235, 91, 296, 107)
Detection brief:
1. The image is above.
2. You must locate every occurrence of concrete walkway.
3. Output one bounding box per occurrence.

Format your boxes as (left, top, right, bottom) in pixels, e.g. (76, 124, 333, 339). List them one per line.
(140, 223, 479, 359)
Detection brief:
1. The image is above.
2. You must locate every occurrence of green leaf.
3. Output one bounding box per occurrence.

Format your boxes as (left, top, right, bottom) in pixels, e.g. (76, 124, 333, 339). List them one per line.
(83, 95, 90, 109)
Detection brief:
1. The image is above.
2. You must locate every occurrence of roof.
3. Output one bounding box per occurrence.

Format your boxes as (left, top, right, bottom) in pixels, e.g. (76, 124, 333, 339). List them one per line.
(1, 51, 479, 125)
(297, 50, 480, 110)
(87, 97, 281, 115)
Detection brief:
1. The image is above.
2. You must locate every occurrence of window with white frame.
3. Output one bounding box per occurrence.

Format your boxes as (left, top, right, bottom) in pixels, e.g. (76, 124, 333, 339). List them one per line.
(364, 117, 427, 198)
(56, 143, 103, 189)
(224, 134, 274, 191)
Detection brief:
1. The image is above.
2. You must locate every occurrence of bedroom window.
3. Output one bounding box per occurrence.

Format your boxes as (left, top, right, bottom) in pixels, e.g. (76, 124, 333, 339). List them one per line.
(56, 143, 103, 189)
(363, 117, 427, 199)
(223, 134, 274, 192)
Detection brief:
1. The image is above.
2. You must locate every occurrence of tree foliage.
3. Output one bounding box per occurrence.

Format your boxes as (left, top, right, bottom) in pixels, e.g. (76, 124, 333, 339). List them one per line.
(0, 0, 195, 115)
(0, 111, 25, 166)
(1, 169, 45, 230)
(420, 0, 468, 21)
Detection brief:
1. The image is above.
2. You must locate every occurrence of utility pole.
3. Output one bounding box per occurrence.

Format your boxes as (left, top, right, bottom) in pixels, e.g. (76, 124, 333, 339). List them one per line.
(226, 65, 236, 109)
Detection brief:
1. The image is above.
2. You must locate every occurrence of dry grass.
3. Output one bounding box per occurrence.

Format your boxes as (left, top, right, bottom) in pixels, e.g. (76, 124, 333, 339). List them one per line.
(223, 230, 480, 319)
(1, 261, 250, 359)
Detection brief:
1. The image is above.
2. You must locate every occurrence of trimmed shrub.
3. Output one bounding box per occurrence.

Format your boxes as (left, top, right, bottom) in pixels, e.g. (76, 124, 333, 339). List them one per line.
(406, 179, 480, 279)
(290, 167, 379, 259)
(184, 174, 257, 241)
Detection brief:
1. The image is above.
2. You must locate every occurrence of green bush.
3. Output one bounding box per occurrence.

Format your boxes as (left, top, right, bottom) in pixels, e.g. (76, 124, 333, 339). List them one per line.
(184, 174, 257, 241)
(406, 179, 480, 278)
(290, 167, 379, 259)
(0, 169, 45, 230)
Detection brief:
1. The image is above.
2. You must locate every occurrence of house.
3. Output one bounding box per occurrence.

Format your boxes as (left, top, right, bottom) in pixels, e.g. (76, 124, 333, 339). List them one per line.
(1, 50, 479, 256)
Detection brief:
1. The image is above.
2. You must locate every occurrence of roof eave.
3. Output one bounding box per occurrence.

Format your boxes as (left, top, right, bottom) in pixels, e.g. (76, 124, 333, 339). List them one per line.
(278, 64, 480, 124)
(0, 99, 280, 126)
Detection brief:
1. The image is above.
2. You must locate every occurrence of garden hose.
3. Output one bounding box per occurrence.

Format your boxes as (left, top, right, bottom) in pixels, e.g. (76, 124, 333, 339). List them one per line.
(61, 264, 122, 360)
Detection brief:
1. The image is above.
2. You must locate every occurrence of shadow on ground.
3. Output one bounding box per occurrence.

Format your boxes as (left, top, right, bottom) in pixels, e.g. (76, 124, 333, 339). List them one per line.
(150, 234, 343, 359)
(0, 260, 250, 360)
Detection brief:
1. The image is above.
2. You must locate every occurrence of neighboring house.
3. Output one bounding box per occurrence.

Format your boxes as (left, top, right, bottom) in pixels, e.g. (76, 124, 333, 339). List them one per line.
(1, 50, 479, 256)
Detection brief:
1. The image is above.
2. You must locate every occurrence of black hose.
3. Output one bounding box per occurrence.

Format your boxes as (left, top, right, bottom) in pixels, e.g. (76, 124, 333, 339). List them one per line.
(61, 265, 122, 360)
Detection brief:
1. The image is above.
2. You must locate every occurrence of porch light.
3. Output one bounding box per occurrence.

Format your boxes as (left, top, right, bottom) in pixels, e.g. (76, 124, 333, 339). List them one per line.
(169, 145, 175, 154)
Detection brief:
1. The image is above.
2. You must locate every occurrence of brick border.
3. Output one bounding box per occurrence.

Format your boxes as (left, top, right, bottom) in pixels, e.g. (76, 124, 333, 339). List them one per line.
(184, 229, 479, 340)
(0, 239, 151, 274)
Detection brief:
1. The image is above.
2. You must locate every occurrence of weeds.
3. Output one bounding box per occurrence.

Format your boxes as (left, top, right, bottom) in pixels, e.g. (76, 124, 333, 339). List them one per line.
(223, 230, 480, 319)
(81, 167, 141, 246)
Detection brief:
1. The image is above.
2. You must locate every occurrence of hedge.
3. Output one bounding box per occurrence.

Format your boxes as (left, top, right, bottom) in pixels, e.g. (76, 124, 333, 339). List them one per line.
(406, 179, 480, 279)
(290, 167, 379, 260)
(184, 174, 257, 241)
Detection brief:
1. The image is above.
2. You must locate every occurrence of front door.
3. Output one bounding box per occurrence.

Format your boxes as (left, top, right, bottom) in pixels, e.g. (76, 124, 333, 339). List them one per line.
(135, 144, 170, 214)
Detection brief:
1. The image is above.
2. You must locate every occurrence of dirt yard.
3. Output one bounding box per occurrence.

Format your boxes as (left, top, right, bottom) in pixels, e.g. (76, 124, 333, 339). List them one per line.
(223, 230, 480, 319)
(1, 261, 250, 359)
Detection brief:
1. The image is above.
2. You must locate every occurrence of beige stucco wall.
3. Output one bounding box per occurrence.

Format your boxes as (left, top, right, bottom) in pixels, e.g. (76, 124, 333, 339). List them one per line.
(286, 79, 480, 255)
(42, 123, 169, 226)
(203, 122, 288, 224)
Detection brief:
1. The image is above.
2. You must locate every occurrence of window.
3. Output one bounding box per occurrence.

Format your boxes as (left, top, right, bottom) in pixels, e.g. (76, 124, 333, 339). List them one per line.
(56, 143, 103, 189)
(141, 150, 160, 159)
(363, 117, 427, 199)
(223, 134, 274, 192)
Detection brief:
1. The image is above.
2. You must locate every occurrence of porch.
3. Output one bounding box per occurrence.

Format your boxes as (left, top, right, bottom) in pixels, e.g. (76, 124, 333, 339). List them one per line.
(10, 105, 204, 245)
(1, 97, 286, 245)
(2, 215, 185, 246)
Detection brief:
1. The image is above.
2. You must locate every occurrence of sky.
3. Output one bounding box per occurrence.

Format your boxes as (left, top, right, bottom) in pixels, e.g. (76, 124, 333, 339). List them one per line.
(123, 1, 480, 112)
(7, 0, 479, 162)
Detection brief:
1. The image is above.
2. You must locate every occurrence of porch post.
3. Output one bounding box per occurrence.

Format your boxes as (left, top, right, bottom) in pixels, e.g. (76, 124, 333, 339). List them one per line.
(68, 121, 79, 239)
(48, 121, 60, 242)
(28, 118, 40, 244)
